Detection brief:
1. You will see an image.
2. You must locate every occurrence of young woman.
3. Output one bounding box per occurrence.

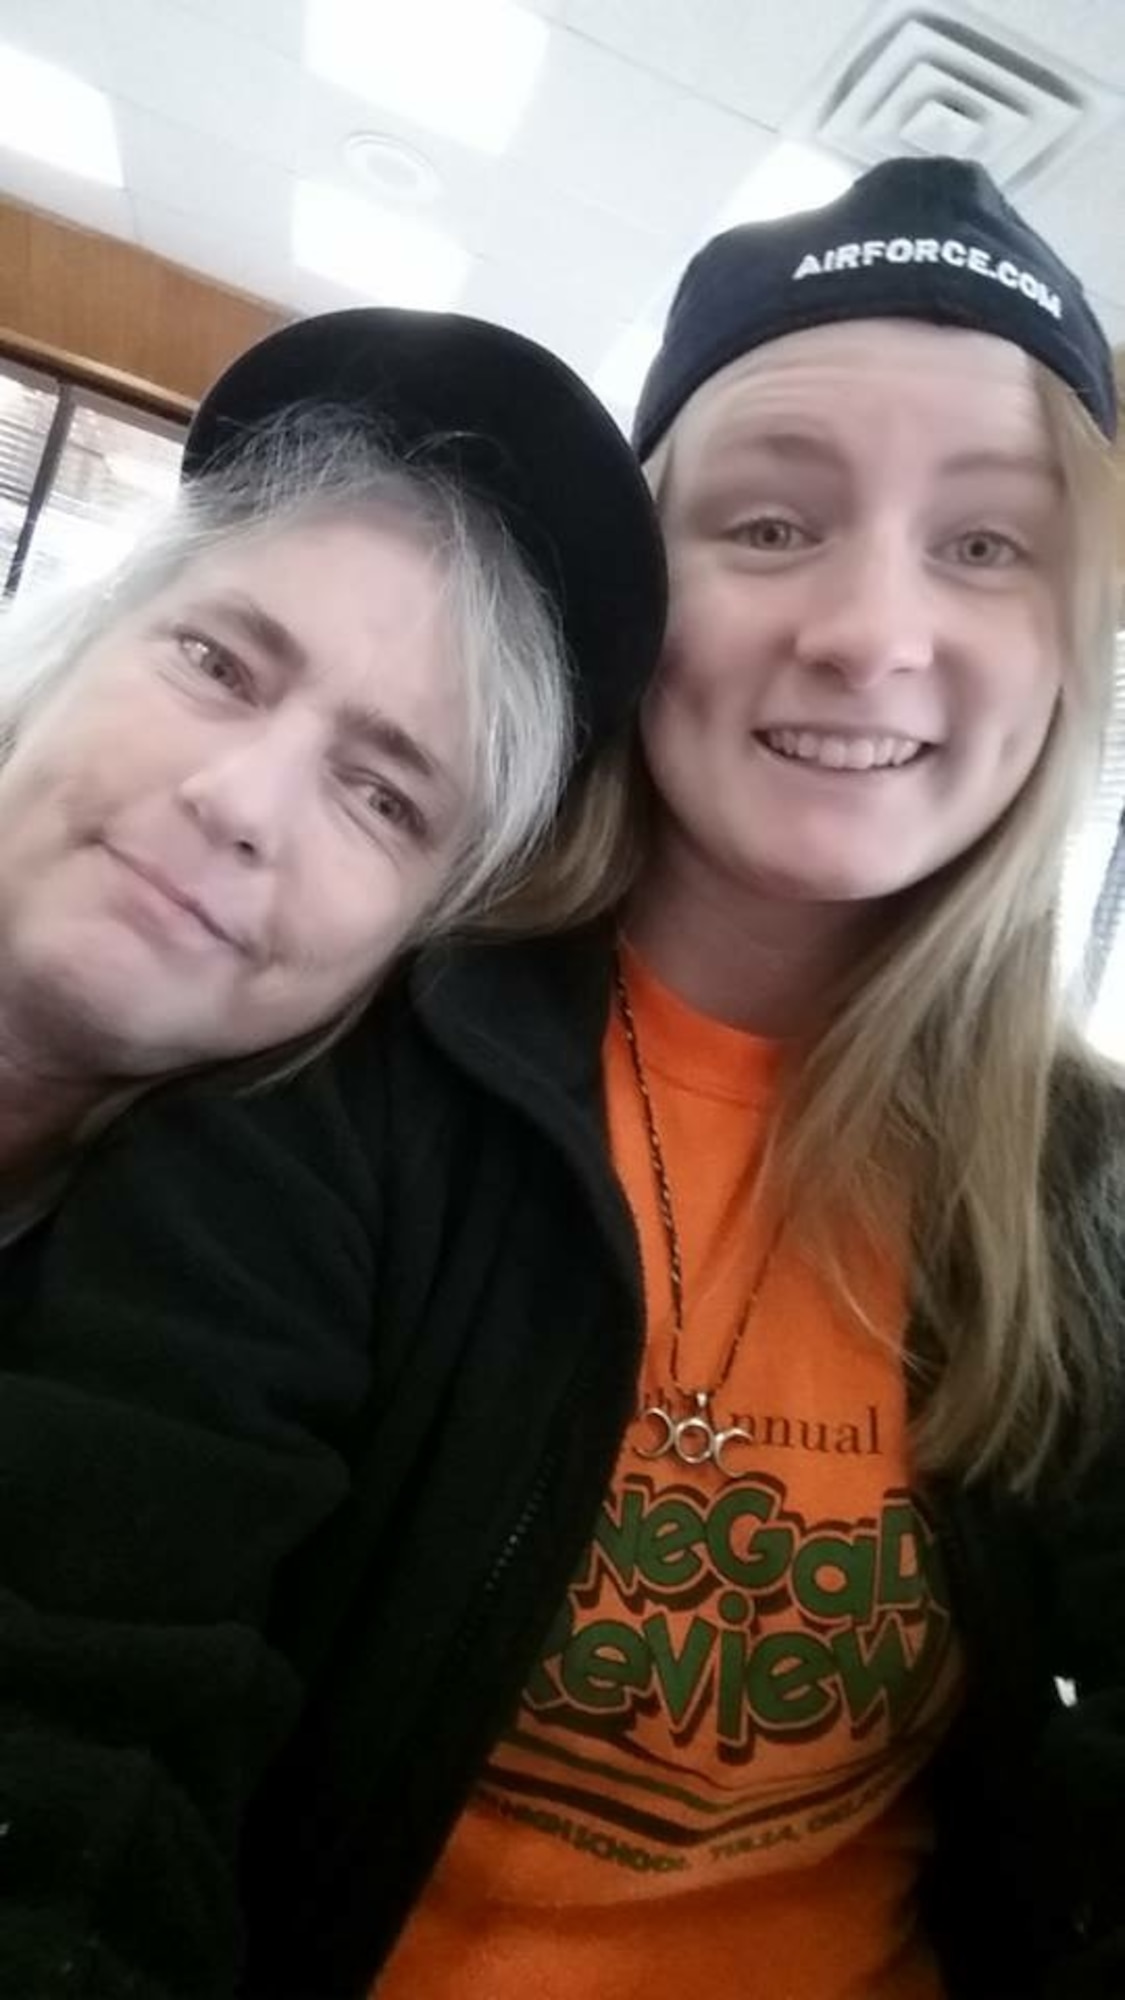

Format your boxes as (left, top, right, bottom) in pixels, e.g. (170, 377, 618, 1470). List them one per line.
(4, 160, 1122, 2000)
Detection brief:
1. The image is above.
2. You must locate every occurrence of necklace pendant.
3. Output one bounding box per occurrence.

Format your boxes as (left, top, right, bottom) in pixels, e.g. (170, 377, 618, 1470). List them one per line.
(635, 1389, 720, 1466)
(634, 1388, 756, 1478)
(673, 1389, 719, 1466)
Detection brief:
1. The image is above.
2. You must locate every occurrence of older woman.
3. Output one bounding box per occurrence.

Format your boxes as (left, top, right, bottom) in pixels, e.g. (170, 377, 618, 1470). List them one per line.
(0, 309, 663, 1209)
(5, 161, 1124, 2000)
(0, 306, 664, 1996)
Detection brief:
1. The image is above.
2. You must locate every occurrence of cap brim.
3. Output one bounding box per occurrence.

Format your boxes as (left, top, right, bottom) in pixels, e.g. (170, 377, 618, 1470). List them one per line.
(184, 307, 666, 744)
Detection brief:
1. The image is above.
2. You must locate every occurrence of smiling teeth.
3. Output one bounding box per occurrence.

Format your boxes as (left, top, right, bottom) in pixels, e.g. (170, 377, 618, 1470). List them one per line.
(763, 730, 923, 771)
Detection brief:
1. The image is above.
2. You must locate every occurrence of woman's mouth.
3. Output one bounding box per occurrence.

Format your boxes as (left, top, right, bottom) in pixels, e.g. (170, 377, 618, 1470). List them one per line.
(103, 844, 247, 951)
(755, 728, 931, 772)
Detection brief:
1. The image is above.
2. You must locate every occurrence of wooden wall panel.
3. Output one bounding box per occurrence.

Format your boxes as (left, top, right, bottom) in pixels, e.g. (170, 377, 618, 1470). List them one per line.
(0, 201, 289, 417)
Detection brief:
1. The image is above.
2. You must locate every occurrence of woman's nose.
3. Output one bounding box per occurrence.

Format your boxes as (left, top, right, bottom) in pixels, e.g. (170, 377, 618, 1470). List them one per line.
(176, 722, 314, 862)
(794, 539, 937, 688)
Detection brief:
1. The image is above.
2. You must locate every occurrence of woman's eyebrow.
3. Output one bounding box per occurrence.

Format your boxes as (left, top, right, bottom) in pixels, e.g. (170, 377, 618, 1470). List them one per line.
(186, 598, 458, 797)
(706, 436, 1059, 485)
(936, 448, 1061, 483)
(338, 703, 457, 798)
(188, 593, 308, 673)
(714, 429, 846, 468)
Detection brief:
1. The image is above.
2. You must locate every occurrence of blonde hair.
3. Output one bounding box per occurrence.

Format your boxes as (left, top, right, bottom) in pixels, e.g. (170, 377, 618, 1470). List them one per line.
(765, 369, 1123, 1494)
(474, 730, 646, 936)
(505, 360, 1125, 1495)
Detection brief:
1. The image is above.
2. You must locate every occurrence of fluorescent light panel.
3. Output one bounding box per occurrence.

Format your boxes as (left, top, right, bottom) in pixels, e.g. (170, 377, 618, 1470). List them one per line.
(292, 178, 470, 309)
(305, 0, 548, 154)
(716, 140, 854, 229)
(0, 42, 122, 186)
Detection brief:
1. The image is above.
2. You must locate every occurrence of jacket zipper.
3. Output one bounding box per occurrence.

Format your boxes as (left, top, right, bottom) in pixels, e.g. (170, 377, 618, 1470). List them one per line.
(446, 1343, 617, 1673)
(938, 1477, 1094, 1965)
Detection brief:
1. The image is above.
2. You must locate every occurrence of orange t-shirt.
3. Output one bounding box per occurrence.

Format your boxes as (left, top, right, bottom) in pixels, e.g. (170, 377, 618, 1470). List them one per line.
(378, 949, 962, 1999)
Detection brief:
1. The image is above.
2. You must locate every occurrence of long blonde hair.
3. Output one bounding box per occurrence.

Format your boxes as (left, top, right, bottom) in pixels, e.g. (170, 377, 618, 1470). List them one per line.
(771, 369, 1124, 1495)
(495, 363, 1125, 1495)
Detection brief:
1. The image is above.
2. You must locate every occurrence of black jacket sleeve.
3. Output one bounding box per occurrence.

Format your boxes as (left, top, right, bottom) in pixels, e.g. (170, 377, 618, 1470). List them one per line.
(1038, 1070, 1125, 1997)
(0, 1050, 383, 1999)
(1039, 1420, 1125, 1998)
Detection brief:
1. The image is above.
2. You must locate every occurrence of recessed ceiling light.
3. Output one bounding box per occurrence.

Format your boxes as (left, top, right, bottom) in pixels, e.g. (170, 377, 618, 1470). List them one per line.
(0, 42, 122, 186)
(715, 140, 854, 229)
(306, 0, 548, 154)
(345, 131, 441, 207)
(292, 178, 470, 309)
(593, 323, 662, 421)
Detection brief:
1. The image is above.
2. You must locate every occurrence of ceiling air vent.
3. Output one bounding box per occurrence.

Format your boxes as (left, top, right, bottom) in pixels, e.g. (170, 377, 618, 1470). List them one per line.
(807, 6, 1117, 190)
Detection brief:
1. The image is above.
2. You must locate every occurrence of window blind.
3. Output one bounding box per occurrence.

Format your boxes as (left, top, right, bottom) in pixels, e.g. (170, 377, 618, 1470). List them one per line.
(1078, 641, 1125, 1058)
(15, 390, 183, 599)
(0, 362, 60, 592)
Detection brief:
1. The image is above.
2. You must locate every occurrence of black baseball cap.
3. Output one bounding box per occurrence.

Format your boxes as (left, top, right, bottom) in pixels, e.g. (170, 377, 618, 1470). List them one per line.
(184, 307, 667, 746)
(635, 155, 1116, 459)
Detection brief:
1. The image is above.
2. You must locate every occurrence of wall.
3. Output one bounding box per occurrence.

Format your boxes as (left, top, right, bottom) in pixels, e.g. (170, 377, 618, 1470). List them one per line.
(0, 200, 288, 417)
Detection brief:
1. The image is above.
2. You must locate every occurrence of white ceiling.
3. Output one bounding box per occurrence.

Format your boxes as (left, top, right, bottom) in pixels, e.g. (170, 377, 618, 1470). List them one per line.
(0, 0, 1122, 428)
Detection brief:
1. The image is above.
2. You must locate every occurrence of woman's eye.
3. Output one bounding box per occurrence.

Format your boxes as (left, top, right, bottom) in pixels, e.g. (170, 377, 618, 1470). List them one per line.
(945, 529, 1023, 569)
(730, 516, 812, 554)
(355, 776, 427, 842)
(175, 630, 250, 695)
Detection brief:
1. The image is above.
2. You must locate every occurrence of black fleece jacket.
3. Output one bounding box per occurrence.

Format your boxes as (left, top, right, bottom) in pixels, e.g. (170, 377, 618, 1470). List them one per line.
(0, 928, 1122, 2000)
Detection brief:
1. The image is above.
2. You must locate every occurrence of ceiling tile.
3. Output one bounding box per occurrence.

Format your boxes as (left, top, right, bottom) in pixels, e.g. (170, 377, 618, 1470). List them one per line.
(469, 169, 672, 320)
(166, 0, 305, 59)
(0, 148, 135, 240)
(509, 26, 776, 237)
(295, 69, 500, 222)
(117, 101, 290, 245)
(962, 0, 1125, 92)
(561, 0, 877, 126)
(459, 256, 614, 379)
(1089, 291, 1125, 344)
(133, 194, 291, 306)
(0, 0, 117, 88)
(283, 263, 380, 316)
(282, 238, 484, 315)
(1020, 122, 1125, 304)
(296, 66, 667, 319)
(103, 0, 302, 170)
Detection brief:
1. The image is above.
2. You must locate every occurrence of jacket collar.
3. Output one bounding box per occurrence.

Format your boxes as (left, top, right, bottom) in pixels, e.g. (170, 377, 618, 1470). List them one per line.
(408, 920, 615, 1105)
(406, 920, 641, 1317)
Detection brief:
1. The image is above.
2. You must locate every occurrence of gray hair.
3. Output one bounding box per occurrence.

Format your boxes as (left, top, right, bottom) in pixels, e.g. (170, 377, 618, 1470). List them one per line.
(0, 404, 575, 939)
